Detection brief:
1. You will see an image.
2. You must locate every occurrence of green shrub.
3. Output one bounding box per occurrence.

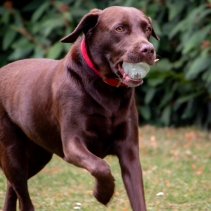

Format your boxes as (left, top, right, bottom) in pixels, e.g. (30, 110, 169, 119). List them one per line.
(0, 0, 211, 129)
(136, 0, 211, 129)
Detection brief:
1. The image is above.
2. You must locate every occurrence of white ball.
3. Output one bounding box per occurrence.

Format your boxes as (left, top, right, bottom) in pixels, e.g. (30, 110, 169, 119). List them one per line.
(122, 62, 150, 79)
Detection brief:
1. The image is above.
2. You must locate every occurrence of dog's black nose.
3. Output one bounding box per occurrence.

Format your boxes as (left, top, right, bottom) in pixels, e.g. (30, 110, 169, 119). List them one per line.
(140, 44, 155, 56)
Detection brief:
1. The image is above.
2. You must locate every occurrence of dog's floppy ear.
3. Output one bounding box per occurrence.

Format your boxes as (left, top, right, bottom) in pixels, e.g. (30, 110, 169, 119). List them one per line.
(148, 17, 160, 41)
(60, 9, 102, 43)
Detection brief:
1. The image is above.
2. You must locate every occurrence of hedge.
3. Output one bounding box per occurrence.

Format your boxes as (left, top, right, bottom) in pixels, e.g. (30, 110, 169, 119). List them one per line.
(0, 0, 211, 129)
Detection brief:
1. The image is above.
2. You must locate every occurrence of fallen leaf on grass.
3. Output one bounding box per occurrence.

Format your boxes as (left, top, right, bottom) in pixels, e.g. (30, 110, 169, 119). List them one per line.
(191, 164, 204, 175)
(196, 166, 204, 175)
(191, 163, 204, 175)
(185, 149, 192, 155)
(185, 131, 198, 141)
(170, 149, 180, 158)
(150, 136, 157, 147)
(86, 190, 93, 194)
(108, 156, 113, 162)
(163, 169, 172, 175)
(184, 140, 193, 148)
(42, 168, 61, 173)
(166, 130, 176, 138)
(191, 164, 197, 169)
(153, 178, 161, 183)
(114, 191, 119, 195)
(165, 180, 171, 187)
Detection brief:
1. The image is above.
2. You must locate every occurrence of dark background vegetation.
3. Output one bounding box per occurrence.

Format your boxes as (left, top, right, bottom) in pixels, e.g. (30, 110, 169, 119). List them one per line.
(0, 0, 211, 129)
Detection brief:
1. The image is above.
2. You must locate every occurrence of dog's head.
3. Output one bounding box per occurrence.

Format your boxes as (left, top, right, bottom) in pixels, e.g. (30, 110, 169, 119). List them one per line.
(61, 6, 159, 87)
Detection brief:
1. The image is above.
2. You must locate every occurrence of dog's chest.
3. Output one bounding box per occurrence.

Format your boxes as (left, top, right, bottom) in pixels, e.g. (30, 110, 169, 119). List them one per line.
(65, 86, 135, 156)
(83, 111, 129, 157)
(79, 88, 133, 136)
(79, 96, 130, 148)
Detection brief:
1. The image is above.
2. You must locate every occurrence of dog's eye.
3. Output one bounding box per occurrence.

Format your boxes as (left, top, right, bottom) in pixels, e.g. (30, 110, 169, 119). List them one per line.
(145, 26, 152, 35)
(116, 26, 125, 33)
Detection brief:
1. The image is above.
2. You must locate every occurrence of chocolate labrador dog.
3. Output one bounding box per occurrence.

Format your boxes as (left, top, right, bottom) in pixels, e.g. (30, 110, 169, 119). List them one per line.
(0, 6, 159, 211)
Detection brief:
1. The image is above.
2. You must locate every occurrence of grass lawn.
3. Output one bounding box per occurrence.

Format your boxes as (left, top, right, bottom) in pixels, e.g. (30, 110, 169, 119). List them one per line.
(0, 125, 210, 211)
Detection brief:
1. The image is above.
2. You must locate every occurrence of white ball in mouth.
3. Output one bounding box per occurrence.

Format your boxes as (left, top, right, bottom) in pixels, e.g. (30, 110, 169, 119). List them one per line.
(122, 62, 150, 79)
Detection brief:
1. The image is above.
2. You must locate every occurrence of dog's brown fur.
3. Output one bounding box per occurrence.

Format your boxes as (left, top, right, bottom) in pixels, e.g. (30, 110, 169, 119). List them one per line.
(0, 6, 159, 211)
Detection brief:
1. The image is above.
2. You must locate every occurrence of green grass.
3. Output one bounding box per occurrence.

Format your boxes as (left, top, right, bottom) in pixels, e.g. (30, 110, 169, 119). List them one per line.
(0, 126, 211, 211)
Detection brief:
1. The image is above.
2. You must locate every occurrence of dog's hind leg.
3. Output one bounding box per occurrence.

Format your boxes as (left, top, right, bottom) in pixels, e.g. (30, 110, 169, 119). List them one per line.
(0, 114, 34, 211)
(2, 180, 17, 211)
(25, 140, 53, 180)
(0, 117, 53, 211)
(2, 142, 53, 211)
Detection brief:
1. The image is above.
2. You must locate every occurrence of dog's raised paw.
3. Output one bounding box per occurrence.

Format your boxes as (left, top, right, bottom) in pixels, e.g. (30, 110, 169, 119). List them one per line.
(93, 175, 115, 205)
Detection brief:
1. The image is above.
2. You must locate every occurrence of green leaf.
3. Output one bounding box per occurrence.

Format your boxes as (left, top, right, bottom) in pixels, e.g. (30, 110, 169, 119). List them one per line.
(1, 8, 10, 24)
(158, 91, 174, 109)
(186, 5, 205, 23)
(123, 0, 134, 7)
(11, 37, 30, 48)
(182, 26, 211, 54)
(63, 11, 73, 22)
(147, 77, 165, 87)
(31, 2, 50, 22)
(33, 46, 45, 58)
(169, 5, 206, 39)
(3, 29, 17, 50)
(151, 20, 162, 36)
(202, 67, 211, 83)
(176, 92, 202, 104)
(150, 36, 160, 51)
(0, 7, 6, 15)
(13, 10, 23, 27)
(166, 1, 186, 21)
(197, 8, 211, 21)
(186, 56, 211, 80)
(169, 19, 186, 39)
(41, 18, 64, 37)
(138, 106, 151, 121)
(8, 47, 33, 61)
(8, 37, 34, 60)
(181, 100, 195, 119)
(160, 105, 171, 126)
(47, 42, 63, 59)
(144, 88, 156, 104)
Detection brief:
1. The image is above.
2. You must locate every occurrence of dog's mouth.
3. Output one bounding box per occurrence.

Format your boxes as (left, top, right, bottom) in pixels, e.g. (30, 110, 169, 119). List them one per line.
(116, 62, 147, 87)
(115, 59, 159, 87)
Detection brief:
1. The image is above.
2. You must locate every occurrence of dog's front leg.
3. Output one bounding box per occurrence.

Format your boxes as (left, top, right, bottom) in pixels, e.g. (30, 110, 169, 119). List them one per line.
(62, 136, 115, 205)
(115, 115, 147, 211)
(118, 143, 147, 211)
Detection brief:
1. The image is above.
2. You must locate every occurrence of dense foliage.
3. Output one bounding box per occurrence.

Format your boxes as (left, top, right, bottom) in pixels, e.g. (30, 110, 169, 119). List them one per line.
(0, 0, 211, 129)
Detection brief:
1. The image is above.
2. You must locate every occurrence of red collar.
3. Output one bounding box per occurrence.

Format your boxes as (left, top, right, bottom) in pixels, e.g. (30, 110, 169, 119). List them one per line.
(80, 38, 127, 87)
